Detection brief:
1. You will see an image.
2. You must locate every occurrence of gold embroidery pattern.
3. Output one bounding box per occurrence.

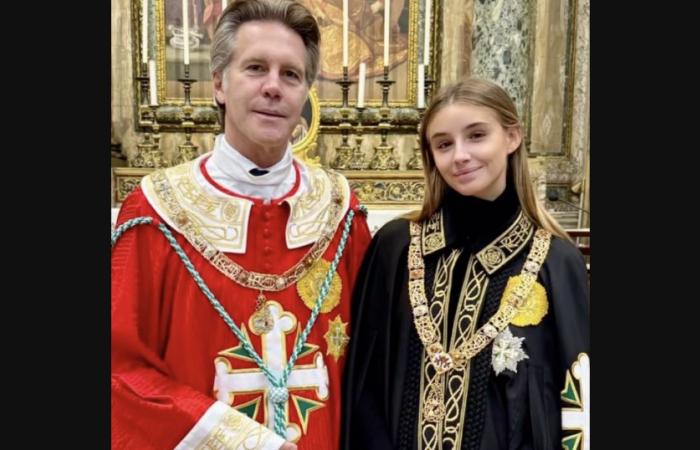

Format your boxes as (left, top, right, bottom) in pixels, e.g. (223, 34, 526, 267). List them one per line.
(477, 212, 534, 274)
(144, 166, 347, 293)
(152, 162, 249, 251)
(297, 259, 342, 313)
(422, 210, 446, 255)
(453, 230, 550, 361)
(286, 167, 351, 248)
(197, 407, 276, 450)
(178, 176, 219, 215)
(417, 254, 489, 450)
(288, 173, 325, 242)
(418, 250, 461, 450)
(442, 257, 489, 448)
(502, 276, 548, 326)
(409, 219, 551, 447)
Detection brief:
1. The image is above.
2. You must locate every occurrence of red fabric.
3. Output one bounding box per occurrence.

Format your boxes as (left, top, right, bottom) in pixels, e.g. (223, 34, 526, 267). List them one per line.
(111, 181, 371, 449)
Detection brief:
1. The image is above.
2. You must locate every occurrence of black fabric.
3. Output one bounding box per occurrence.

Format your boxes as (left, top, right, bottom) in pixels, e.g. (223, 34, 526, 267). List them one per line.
(397, 328, 423, 450)
(461, 266, 512, 450)
(441, 180, 521, 252)
(341, 182, 590, 450)
(248, 167, 270, 176)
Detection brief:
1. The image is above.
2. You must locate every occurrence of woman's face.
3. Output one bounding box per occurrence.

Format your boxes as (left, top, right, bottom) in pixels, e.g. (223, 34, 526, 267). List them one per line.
(426, 103, 521, 201)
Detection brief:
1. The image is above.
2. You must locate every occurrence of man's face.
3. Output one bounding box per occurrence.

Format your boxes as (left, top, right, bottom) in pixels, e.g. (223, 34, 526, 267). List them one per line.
(214, 21, 309, 165)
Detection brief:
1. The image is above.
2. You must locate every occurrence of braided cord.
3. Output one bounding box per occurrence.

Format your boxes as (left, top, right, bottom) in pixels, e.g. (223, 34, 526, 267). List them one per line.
(112, 211, 357, 438)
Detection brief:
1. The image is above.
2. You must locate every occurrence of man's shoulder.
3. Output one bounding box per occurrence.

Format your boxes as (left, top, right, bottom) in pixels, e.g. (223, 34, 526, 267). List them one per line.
(296, 161, 353, 206)
(116, 186, 160, 226)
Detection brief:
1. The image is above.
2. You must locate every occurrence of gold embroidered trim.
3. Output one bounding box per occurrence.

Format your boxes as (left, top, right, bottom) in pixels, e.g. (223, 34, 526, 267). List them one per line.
(441, 256, 489, 447)
(147, 167, 347, 292)
(198, 407, 277, 449)
(285, 167, 350, 248)
(417, 250, 488, 450)
(408, 220, 551, 424)
(418, 210, 533, 272)
(144, 162, 251, 253)
(418, 250, 461, 449)
(476, 211, 535, 274)
(422, 210, 446, 255)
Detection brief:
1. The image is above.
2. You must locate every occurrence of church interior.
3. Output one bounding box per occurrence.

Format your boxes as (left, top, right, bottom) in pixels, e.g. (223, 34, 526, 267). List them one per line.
(111, 0, 589, 261)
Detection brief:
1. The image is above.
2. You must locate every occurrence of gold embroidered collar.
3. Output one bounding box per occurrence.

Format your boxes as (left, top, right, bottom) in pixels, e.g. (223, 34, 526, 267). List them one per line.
(421, 209, 535, 274)
(141, 153, 351, 254)
(139, 155, 351, 293)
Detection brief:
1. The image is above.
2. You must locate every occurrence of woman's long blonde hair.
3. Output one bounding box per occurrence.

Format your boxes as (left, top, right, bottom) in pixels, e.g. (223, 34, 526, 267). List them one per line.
(408, 78, 570, 241)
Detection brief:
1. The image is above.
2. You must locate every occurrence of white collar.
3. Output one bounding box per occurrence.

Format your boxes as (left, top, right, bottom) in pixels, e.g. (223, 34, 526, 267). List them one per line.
(205, 134, 295, 201)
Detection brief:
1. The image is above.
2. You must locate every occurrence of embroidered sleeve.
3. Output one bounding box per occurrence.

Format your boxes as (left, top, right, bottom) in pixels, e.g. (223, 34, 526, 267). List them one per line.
(175, 401, 286, 450)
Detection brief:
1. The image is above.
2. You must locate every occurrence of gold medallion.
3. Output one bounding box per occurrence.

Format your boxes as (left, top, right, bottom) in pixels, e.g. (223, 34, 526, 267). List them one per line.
(501, 276, 548, 326)
(297, 259, 342, 313)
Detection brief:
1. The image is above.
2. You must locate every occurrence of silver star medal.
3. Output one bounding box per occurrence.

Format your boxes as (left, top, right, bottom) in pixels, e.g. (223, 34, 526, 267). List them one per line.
(491, 327, 529, 375)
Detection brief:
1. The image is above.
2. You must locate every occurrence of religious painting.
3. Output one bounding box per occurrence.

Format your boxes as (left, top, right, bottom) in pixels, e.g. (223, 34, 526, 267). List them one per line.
(156, 0, 224, 103)
(146, 0, 429, 107)
(297, 0, 419, 106)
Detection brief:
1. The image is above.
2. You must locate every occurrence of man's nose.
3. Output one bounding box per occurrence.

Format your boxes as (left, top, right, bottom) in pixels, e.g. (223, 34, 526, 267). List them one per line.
(261, 73, 282, 99)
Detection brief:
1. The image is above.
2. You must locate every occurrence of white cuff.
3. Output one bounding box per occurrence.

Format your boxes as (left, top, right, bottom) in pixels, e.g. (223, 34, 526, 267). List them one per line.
(175, 401, 286, 450)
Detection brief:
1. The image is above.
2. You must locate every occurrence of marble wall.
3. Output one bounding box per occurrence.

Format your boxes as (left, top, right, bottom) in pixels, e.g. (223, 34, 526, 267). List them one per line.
(471, 0, 532, 123)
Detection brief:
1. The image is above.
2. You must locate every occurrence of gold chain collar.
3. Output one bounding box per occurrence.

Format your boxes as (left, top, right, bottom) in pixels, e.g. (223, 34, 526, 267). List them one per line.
(150, 168, 347, 292)
(407, 220, 551, 422)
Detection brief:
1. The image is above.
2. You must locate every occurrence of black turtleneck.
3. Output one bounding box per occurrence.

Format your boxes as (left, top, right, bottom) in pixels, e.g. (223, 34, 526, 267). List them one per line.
(435, 181, 522, 335)
(441, 180, 521, 253)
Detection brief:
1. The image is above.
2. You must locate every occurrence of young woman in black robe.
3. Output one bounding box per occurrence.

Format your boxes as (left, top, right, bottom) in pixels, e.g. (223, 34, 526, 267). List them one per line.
(341, 78, 589, 450)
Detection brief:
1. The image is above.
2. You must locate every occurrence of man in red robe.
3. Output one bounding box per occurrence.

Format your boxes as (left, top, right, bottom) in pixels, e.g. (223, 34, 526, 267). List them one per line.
(111, 1, 372, 448)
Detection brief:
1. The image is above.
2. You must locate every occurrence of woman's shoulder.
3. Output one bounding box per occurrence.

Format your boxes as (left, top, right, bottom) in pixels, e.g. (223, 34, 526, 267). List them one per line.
(373, 217, 412, 246)
(547, 235, 587, 266)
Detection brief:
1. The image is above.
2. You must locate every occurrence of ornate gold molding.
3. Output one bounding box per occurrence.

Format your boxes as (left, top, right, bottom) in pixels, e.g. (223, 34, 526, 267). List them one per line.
(113, 167, 153, 203)
(292, 88, 322, 167)
(343, 171, 424, 205)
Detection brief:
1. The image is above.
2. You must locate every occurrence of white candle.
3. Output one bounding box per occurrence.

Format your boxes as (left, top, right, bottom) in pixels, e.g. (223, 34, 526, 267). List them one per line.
(383, 0, 390, 67)
(149, 60, 158, 106)
(342, 0, 349, 68)
(357, 63, 366, 108)
(182, 0, 190, 65)
(423, 0, 432, 66)
(141, 0, 148, 65)
(417, 64, 425, 108)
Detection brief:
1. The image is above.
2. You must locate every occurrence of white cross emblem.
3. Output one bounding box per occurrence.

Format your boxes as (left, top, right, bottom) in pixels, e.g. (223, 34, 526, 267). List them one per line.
(562, 353, 590, 450)
(213, 301, 329, 442)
